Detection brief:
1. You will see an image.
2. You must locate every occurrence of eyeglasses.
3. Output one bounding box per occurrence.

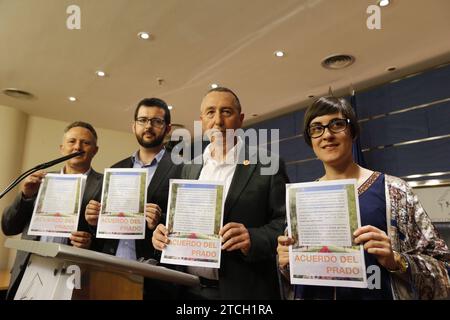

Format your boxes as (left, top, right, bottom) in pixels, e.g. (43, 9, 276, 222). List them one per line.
(135, 117, 165, 128)
(308, 118, 350, 138)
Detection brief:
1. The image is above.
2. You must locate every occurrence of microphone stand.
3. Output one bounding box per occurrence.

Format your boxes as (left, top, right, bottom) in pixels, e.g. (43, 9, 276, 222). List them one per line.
(0, 151, 85, 200)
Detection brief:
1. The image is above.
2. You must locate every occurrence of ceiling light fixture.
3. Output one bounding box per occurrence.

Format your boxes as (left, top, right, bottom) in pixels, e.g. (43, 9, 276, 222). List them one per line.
(68, 96, 77, 102)
(138, 32, 150, 40)
(168, 105, 173, 110)
(211, 83, 219, 89)
(274, 51, 285, 57)
(378, 0, 390, 7)
(2, 88, 35, 100)
(321, 54, 355, 70)
(95, 70, 106, 77)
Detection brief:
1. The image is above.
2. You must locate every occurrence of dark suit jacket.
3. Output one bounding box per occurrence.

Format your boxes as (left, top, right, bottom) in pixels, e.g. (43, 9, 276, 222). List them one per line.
(1, 169, 103, 300)
(94, 150, 183, 300)
(181, 146, 289, 299)
(98, 151, 183, 260)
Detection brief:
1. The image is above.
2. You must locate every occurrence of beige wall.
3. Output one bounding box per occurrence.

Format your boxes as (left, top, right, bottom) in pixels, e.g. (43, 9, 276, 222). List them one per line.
(0, 105, 28, 270)
(21, 116, 137, 173)
(1, 110, 139, 271)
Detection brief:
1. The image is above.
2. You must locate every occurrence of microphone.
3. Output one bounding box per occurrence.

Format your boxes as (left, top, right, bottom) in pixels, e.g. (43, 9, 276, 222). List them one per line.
(0, 151, 85, 199)
(36, 150, 85, 170)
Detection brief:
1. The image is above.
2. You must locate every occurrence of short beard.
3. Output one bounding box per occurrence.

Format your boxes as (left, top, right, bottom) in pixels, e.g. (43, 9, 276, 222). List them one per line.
(136, 133, 165, 148)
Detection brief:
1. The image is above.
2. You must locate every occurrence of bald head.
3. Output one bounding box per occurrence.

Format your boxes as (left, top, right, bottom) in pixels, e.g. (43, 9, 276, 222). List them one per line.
(201, 87, 241, 113)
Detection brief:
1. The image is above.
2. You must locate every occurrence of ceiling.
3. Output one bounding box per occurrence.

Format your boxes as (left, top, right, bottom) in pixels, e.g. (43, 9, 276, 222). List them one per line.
(1, 0, 450, 136)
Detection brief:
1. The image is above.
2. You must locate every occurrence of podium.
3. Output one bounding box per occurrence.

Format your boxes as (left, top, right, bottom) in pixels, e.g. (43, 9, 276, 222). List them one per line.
(5, 238, 199, 300)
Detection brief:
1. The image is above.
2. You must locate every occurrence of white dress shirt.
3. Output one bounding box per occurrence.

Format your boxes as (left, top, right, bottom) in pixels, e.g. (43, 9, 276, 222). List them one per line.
(187, 137, 243, 280)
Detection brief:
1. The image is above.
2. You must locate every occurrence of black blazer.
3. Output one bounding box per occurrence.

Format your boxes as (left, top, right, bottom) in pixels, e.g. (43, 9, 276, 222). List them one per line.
(181, 146, 289, 299)
(99, 151, 183, 260)
(1, 169, 103, 300)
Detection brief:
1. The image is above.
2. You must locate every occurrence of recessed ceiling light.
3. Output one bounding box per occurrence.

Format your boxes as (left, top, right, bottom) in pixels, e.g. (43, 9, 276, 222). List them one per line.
(168, 105, 173, 110)
(68, 96, 77, 102)
(321, 54, 355, 70)
(138, 32, 150, 40)
(378, 0, 390, 7)
(95, 70, 106, 77)
(274, 51, 285, 58)
(386, 66, 397, 72)
(211, 83, 219, 89)
(2, 88, 35, 100)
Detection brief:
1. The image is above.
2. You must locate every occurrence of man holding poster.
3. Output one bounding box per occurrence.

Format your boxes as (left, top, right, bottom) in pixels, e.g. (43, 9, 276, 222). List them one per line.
(277, 96, 450, 300)
(1, 121, 102, 300)
(153, 87, 289, 299)
(84, 97, 182, 299)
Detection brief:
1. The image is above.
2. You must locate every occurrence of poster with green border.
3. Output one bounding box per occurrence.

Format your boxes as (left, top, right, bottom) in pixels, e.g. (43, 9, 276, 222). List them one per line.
(161, 179, 225, 268)
(286, 179, 368, 288)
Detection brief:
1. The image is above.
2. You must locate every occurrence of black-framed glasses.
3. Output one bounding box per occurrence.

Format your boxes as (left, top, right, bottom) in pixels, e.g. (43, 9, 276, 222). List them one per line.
(135, 117, 165, 128)
(308, 118, 350, 138)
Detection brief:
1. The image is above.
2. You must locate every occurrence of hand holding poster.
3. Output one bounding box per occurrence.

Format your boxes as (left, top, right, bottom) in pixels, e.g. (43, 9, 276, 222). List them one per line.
(28, 174, 86, 237)
(96, 168, 148, 239)
(286, 179, 368, 288)
(161, 179, 225, 268)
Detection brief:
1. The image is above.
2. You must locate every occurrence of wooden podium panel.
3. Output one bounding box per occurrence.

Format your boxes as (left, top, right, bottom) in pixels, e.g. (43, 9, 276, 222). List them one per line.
(5, 238, 199, 300)
(0, 270, 11, 291)
(73, 267, 143, 300)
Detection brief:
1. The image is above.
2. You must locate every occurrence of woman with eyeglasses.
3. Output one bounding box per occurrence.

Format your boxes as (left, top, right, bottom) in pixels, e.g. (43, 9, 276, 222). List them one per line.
(277, 96, 450, 300)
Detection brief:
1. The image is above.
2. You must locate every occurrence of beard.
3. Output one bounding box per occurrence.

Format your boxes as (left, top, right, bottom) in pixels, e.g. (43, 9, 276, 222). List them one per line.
(136, 130, 165, 148)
